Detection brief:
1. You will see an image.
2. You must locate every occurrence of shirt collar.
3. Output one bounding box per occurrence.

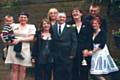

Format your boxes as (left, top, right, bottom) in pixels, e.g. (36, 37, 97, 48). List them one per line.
(58, 23, 66, 32)
(58, 23, 65, 27)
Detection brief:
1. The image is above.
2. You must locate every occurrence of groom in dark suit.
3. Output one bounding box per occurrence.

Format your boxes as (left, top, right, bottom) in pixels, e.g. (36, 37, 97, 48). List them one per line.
(51, 12, 77, 80)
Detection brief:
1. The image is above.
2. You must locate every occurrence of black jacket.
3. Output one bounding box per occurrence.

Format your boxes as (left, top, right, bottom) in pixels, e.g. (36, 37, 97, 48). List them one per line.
(51, 23, 77, 61)
(93, 30, 106, 49)
(32, 31, 53, 64)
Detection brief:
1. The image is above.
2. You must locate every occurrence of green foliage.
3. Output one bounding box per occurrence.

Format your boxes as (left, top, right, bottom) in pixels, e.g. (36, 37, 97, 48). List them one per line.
(0, 1, 30, 8)
(112, 29, 120, 37)
(114, 58, 120, 66)
(0, 2, 19, 8)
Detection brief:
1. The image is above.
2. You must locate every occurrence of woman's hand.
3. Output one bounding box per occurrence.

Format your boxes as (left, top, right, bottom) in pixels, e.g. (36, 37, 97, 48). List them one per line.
(31, 59, 35, 64)
(83, 49, 92, 57)
(83, 49, 89, 57)
(92, 48, 101, 53)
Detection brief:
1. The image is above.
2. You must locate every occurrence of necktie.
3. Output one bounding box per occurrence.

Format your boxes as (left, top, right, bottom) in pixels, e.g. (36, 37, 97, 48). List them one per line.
(58, 25, 61, 35)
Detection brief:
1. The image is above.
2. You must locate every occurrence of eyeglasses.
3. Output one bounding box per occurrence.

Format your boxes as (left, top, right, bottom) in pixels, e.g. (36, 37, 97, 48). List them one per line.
(90, 10, 97, 12)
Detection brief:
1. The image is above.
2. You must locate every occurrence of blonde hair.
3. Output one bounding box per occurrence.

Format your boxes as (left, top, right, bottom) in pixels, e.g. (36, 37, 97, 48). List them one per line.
(4, 15, 14, 24)
(47, 8, 59, 21)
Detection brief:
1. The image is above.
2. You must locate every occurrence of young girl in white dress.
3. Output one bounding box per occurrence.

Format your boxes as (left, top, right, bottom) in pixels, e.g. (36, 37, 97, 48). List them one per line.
(90, 17, 119, 80)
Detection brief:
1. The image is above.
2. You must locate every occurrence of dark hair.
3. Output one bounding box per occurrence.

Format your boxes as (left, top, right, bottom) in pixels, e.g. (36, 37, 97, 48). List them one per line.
(71, 7, 83, 13)
(18, 12, 29, 18)
(70, 7, 84, 24)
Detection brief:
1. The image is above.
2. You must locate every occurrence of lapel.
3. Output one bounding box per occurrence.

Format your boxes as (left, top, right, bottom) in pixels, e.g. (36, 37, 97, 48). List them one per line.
(54, 23, 67, 37)
(76, 24, 86, 35)
(60, 24, 67, 36)
(52, 23, 60, 39)
(54, 24, 58, 35)
(93, 30, 101, 41)
(59, 23, 68, 38)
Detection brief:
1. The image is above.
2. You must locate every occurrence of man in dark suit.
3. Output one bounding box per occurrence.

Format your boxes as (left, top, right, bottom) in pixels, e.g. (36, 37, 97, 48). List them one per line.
(51, 12, 77, 80)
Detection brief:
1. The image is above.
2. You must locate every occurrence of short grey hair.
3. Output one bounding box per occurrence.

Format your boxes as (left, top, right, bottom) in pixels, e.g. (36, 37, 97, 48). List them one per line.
(58, 12, 66, 17)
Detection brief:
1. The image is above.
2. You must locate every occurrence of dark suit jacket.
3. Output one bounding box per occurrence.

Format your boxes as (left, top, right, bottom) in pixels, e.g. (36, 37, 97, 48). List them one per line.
(67, 19, 93, 56)
(75, 23, 93, 53)
(67, 19, 93, 66)
(51, 23, 77, 61)
(75, 23, 93, 64)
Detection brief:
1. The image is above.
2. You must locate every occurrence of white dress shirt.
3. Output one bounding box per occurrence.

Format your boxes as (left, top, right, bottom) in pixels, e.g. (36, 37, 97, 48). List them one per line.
(58, 23, 65, 34)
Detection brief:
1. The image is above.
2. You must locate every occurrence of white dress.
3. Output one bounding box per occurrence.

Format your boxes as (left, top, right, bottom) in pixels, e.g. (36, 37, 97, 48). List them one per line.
(90, 43, 119, 74)
(5, 24, 36, 67)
